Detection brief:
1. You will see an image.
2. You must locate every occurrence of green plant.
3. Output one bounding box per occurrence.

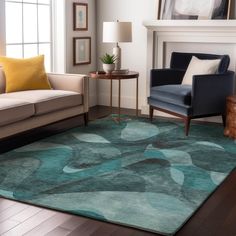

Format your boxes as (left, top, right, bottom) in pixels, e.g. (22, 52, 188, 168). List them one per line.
(100, 53, 116, 64)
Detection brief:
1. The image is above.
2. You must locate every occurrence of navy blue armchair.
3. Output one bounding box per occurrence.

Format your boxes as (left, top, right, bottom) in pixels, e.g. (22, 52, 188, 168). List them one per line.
(148, 52, 235, 136)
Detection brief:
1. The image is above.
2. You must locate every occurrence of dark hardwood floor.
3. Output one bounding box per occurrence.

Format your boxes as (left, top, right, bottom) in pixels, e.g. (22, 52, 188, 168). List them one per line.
(0, 106, 236, 236)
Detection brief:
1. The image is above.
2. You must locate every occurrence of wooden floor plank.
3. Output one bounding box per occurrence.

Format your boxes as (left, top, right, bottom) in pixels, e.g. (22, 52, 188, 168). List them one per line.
(215, 205, 236, 236)
(0, 219, 21, 234)
(130, 230, 157, 236)
(24, 212, 71, 236)
(59, 215, 87, 231)
(111, 227, 137, 236)
(68, 220, 102, 236)
(0, 203, 29, 223)
(90, 223, 118, 236)
(45, 226, 71, 236)
(2, 209, 56, 236)
(10, 205, 42, 223)
(0, 199, 17, 212)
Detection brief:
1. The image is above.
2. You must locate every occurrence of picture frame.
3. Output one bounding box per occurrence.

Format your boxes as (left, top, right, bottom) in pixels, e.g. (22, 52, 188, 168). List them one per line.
(73, 3, 88, 31)
(159, 0, 231, 20)
(212, 0, 231, 19)
(157, 0, 162, 19)
(73, 37, 91, 65)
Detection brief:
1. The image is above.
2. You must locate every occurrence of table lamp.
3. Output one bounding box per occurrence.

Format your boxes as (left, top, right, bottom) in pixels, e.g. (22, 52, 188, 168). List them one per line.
(103, 21, 132, 72)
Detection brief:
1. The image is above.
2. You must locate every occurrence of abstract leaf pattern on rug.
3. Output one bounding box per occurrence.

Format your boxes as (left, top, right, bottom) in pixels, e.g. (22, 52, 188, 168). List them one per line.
(0, 116, 236, 235)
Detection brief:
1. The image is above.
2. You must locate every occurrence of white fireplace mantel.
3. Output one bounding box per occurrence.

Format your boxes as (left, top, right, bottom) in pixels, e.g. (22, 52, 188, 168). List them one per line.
(143, 20, 236, 32)
(142, 20, 236, 115)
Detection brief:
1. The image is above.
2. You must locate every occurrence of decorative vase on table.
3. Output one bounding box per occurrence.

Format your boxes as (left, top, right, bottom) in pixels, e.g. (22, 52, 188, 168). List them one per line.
(100, 53, 116, 74)
(103, 63, 115, 74)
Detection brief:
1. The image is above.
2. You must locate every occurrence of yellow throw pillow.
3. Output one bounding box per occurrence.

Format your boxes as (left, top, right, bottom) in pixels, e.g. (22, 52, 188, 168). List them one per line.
(0, 55, 51, 93)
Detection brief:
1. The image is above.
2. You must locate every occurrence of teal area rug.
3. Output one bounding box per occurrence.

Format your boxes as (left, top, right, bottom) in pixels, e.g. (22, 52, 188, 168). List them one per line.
(0, 116, 236, 235)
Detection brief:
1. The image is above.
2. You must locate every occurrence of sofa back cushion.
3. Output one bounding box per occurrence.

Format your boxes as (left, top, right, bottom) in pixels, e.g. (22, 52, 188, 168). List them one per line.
(170, 52, 230, 74)
(0, 67, 6, 94)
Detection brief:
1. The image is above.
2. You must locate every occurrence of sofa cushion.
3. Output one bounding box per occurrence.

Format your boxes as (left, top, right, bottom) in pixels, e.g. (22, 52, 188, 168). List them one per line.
(0, 99, 35, 126)
(150, 85, 192, 107)
(0, 90, 83, 116)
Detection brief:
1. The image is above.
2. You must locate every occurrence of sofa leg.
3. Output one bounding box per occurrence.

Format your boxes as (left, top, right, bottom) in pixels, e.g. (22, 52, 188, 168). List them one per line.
(222, 114, 226, 127)
(150, 106, 154, 122)
(84, 112, 89, 126)
(184, 117, 191, 136)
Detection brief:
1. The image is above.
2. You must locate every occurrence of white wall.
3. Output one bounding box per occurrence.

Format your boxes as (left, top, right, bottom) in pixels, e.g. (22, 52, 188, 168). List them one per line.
(96, 0, 157, 109)
(65, 0, 97, 107)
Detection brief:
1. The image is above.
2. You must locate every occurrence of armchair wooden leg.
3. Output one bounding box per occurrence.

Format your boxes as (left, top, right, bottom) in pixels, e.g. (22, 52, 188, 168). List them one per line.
(84, 112, 89, 126)
(184, 117, 191, 136)
(149, 106, 154, 122)
(222, 114, 226, 127)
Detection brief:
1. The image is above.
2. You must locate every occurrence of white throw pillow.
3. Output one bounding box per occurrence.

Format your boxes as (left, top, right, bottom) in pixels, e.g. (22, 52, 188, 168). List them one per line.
(182, 56, 221, 85)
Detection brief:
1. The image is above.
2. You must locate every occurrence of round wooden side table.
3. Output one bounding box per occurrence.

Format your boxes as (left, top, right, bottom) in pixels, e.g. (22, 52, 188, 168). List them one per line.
(90, 71, 139, 122)
(224, 95, 236, 139)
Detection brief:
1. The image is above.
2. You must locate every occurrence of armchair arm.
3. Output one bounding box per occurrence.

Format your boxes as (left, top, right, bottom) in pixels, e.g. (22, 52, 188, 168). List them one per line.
(151, 69, 185, 87)
(192, 71, 235, 116)
(47, 73, 89, 113)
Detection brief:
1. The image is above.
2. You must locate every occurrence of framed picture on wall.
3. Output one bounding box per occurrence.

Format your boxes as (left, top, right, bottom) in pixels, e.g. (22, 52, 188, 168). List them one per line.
(159, 0, 231, 20)
(73, 37, 91, 65)
(73, 3, 88, 31)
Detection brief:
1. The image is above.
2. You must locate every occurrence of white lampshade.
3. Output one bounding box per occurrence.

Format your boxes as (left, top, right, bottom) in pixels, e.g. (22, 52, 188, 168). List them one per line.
(103, 22, 132, 43)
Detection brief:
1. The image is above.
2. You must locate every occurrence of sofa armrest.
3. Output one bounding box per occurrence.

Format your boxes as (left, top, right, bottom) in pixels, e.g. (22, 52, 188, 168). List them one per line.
(151, 69, 185, 87)
(192, 71, 235, 116)
(47, 73, 89, 113)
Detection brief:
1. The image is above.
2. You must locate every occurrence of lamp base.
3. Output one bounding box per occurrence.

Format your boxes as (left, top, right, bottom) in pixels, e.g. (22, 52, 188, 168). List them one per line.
(113, 44, 121, 70)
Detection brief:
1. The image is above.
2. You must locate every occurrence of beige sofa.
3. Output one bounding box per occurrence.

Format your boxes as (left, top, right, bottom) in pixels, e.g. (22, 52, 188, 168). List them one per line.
(0, 68, 89, 140)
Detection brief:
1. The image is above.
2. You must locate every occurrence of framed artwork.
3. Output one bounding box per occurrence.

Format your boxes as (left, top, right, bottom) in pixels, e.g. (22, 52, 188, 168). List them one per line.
(159, 0, 231, 20)
(73, 3, 88, 31)
(157, 0, 162, 19)
(212, 0, 231, 19)
(73, 37, 91, 65)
